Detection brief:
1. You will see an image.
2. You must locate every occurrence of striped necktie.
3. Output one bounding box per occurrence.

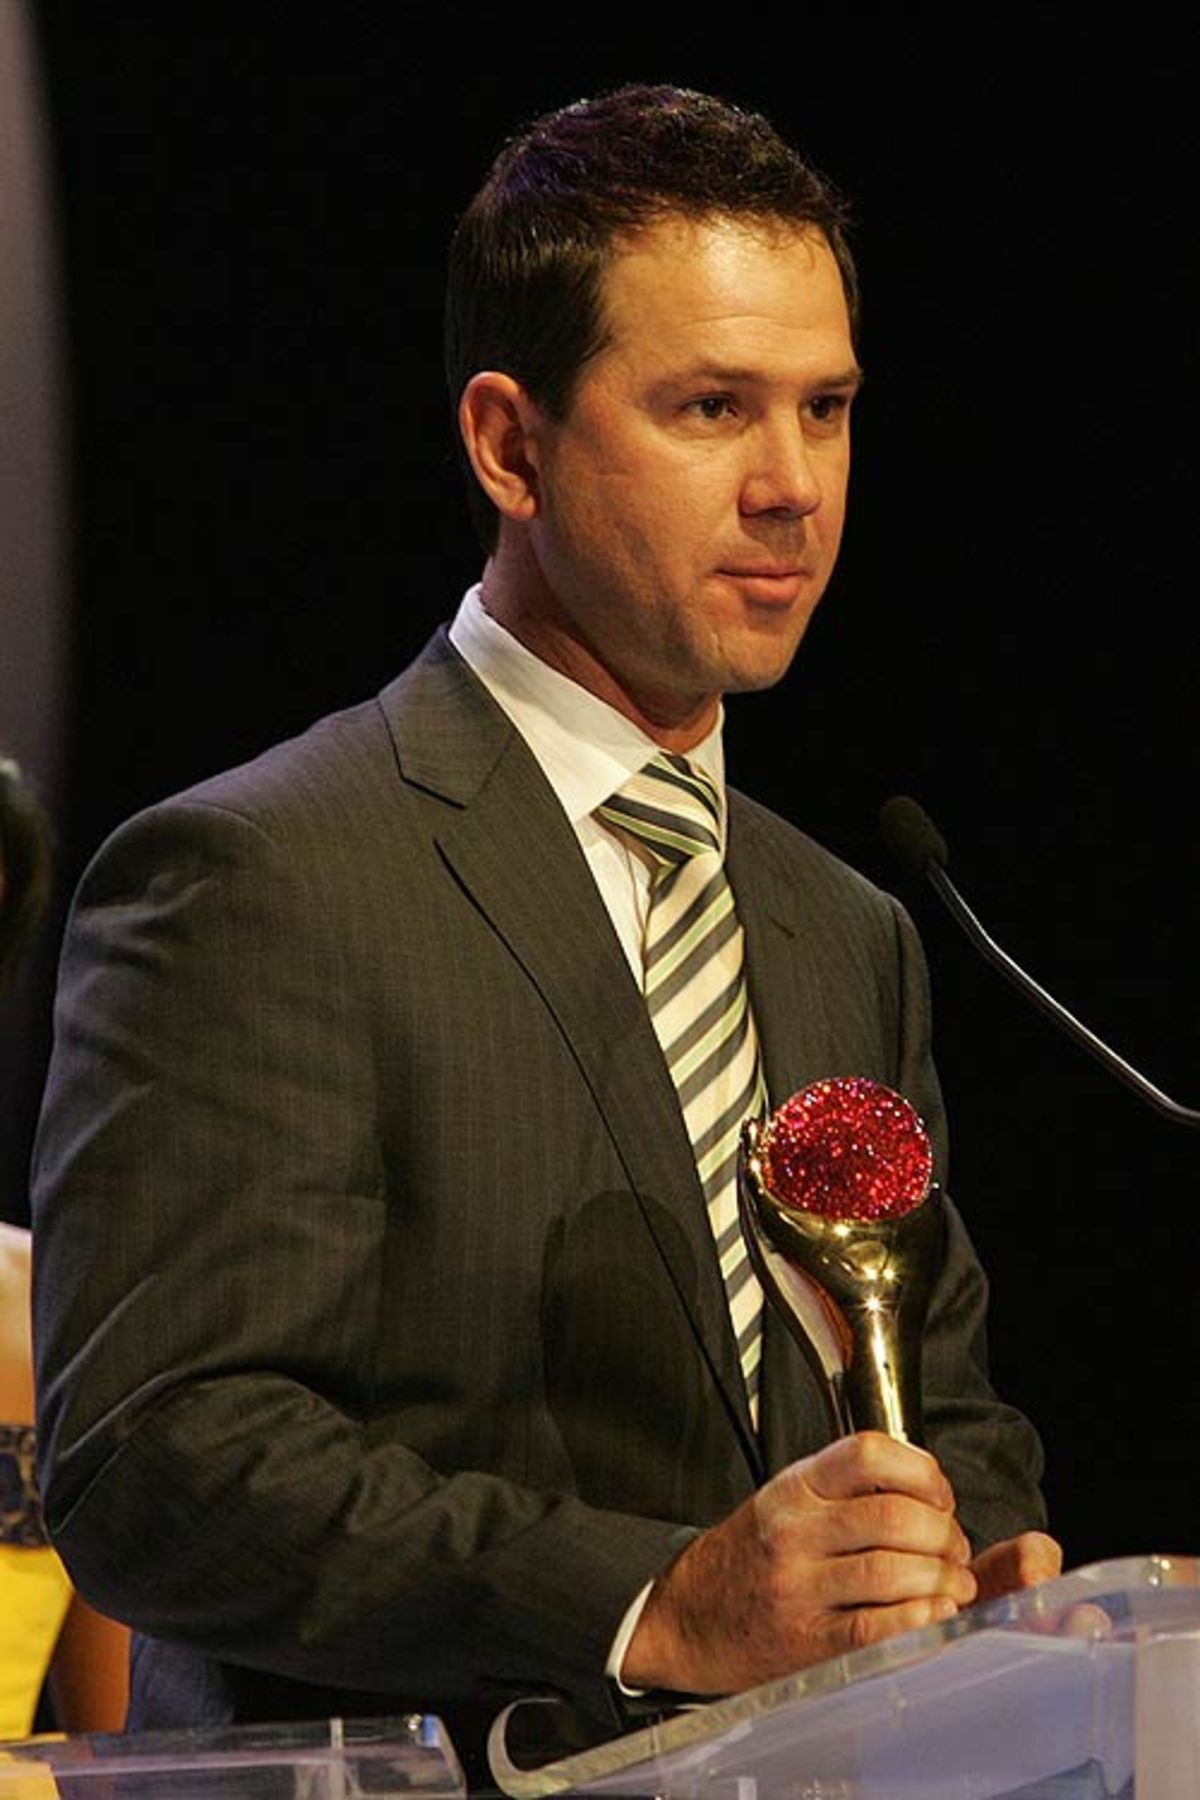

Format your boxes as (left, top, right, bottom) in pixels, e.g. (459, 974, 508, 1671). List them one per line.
(597, 752, 766, 1423)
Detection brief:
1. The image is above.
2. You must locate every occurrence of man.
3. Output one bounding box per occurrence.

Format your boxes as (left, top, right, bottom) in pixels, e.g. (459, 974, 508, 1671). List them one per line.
(32, 85, 1057, 1782)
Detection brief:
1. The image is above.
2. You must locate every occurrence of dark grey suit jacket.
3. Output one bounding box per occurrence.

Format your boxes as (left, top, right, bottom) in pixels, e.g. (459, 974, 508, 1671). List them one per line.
(31, 630, 1045, 1775)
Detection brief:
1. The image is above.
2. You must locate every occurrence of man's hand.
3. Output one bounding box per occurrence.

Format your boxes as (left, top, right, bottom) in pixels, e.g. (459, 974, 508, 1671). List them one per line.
(622, 1432, 977, 1695)
(970, 1531, 1063, 1602)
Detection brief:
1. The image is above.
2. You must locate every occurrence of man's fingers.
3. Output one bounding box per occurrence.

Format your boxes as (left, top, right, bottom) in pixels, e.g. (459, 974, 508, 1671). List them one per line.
(762, 1468, 973, 1569)
(825, 1491, 971, 1561)
(970, 1530, 1063, 1601)
(815, 1592, 962, 1659)
(1012, 1530, 1064, 1586)
(793, 1431, 956, 1511)
(804, 1545, 977, 1612)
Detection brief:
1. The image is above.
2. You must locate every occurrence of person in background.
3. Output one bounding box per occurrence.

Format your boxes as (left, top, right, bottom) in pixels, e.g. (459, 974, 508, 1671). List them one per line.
(0, 758, 129, 1739)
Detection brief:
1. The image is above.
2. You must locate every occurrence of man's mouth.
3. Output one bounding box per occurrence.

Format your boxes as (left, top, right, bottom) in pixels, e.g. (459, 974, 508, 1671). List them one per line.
(719, 566, 807, 602)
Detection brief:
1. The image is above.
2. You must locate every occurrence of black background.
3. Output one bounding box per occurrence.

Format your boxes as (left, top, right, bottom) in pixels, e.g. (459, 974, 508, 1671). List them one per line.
(20, 11, 1200, 1580)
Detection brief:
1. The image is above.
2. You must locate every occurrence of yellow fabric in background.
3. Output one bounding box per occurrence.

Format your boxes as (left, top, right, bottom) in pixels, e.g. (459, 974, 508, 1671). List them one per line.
(0, 1544, 71, 1740)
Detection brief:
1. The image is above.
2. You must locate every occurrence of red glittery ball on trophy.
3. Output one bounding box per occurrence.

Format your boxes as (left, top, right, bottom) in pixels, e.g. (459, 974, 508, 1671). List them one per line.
(738, 1076, 943, 1443)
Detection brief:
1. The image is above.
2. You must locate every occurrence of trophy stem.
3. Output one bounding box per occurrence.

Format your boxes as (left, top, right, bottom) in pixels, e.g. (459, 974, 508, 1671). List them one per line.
(738, 1111, 943, 1445)
(846, 1303, 911, 1443)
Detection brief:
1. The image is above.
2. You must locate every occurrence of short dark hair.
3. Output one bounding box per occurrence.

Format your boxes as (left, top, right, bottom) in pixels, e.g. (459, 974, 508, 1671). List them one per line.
(445, 83, 858, 551)
(0, 758, 53, 991)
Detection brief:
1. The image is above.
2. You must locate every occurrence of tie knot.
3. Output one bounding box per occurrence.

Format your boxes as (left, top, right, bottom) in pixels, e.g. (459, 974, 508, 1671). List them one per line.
(596, 752, 722, 869)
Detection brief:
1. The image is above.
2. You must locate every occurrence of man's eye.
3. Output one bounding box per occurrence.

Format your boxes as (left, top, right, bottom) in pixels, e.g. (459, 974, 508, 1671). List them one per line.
(808, 393, 851, 425)
(687, 395, 737, 421)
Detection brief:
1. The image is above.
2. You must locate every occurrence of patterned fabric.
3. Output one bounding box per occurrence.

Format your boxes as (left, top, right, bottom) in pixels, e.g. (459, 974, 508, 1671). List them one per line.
(0, 1427, 48, 1551)
(597, 752, 766, 1421)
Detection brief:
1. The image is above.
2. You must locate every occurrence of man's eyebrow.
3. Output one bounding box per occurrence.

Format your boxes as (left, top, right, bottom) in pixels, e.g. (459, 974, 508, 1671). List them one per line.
(669, 362, 866, 389)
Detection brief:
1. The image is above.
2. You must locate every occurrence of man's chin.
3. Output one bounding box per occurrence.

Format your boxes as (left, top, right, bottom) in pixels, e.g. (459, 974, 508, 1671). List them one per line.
(716, 636, 812, 697)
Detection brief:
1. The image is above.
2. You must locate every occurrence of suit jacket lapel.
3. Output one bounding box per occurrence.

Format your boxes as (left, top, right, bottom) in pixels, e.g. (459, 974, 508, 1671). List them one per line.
(726, 792, 850, 1473)
(727, 792, 842, 1111)
(380, 632, 762, 1475)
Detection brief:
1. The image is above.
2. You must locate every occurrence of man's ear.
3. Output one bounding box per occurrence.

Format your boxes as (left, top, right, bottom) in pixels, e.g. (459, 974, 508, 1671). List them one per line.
(458, 372, 544, 523)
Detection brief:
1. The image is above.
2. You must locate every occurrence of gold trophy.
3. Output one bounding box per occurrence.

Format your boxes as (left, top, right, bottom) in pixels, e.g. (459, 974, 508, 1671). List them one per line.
(737, 1076, 943, 1444)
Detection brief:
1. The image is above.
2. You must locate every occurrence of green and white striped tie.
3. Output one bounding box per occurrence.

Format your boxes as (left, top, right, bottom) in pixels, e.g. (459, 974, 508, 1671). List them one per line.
(597, 752, 766, 1424)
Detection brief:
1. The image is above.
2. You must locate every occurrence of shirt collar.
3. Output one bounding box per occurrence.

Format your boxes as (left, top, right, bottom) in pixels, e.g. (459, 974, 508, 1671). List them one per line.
(448, 584, 726, 836)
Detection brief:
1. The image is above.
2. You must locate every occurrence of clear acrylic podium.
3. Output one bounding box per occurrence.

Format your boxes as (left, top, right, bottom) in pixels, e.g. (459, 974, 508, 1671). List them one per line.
(490, 1555, 1200, 1799)
(1, 1557, 1196, 1798)
(0, 1714, 467, 1798)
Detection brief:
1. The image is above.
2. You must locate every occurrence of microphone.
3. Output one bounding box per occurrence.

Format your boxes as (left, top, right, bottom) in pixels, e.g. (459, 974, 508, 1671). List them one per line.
(879, 794, 1200, 1129)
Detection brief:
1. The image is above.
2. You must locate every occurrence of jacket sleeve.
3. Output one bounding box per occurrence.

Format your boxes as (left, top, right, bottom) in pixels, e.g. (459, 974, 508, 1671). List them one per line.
(32, 796, 687, 1721)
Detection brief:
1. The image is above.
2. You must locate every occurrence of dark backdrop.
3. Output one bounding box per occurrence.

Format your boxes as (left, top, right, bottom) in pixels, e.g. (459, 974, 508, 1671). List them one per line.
(21, 11, 1199, 1586)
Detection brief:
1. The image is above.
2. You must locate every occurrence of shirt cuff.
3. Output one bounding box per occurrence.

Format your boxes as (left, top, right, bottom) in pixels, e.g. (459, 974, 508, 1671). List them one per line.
(605, 1580, 655, 1694)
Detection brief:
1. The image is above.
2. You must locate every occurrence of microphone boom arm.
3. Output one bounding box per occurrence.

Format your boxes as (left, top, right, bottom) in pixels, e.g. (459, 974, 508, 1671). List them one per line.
(925, 857, 1200, 1130)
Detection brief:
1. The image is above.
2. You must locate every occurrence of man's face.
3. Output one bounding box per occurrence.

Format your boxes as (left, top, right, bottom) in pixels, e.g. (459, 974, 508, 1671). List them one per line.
(502, 214, 860, 747)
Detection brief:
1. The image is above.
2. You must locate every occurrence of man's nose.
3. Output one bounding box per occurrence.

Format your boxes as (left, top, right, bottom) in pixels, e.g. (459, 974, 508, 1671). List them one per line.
(739, 419, 822, 518)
